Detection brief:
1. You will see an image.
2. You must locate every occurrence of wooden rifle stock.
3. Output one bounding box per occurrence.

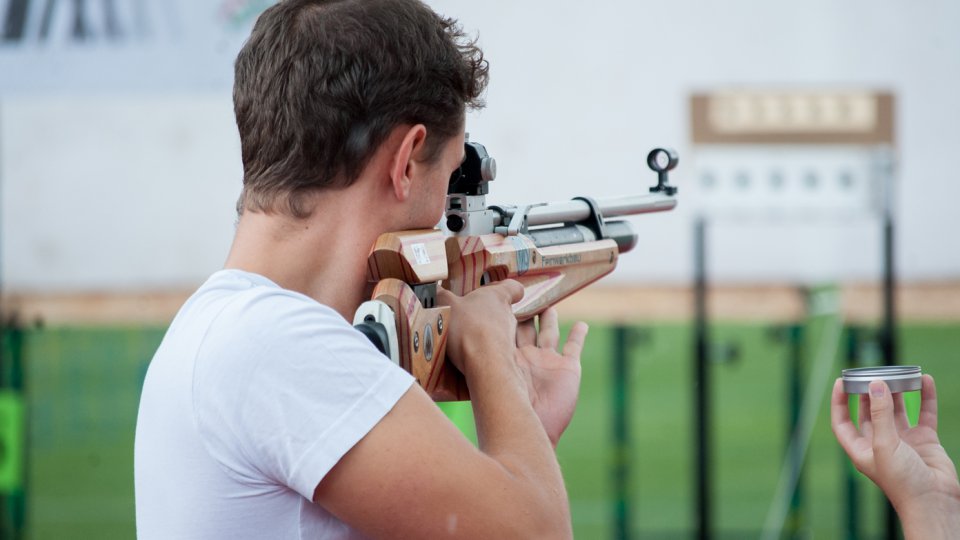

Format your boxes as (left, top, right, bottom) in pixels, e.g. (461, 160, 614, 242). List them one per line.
(444, 234, 619, 320)
(365, 230, 467, 401)
(362, 228, 619, 401)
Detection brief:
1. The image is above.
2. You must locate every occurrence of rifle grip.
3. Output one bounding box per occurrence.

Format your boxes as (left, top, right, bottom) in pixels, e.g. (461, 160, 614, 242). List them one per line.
(371, 279, 469, 402)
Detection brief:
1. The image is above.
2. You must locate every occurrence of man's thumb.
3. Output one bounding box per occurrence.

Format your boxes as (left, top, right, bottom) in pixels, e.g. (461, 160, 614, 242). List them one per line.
(869, 380, 899, 457)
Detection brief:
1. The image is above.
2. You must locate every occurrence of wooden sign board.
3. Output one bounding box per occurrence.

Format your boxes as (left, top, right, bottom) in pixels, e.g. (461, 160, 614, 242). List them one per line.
(691, 91, 894, 145)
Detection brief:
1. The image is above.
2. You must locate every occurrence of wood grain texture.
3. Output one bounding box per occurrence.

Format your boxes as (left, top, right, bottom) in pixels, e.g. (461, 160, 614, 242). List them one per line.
(366, 229, 448, 284)
(370, 278, 467, 402)
(444, 233, 620, 320)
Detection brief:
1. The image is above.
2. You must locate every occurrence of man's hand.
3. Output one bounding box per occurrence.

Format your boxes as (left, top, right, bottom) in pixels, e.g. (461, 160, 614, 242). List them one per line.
(439, 281, 588, 447)
(516, 308, 588, 447)
(437, 279, 524, 380)
(831, 375, 960, 539)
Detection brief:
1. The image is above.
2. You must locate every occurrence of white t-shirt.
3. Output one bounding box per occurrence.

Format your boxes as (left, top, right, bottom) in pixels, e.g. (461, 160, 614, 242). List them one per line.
(134, 269, 414, 539)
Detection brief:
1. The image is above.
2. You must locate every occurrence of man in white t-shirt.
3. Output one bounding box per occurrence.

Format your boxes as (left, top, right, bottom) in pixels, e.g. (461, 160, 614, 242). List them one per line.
(134, 0, 589, 538)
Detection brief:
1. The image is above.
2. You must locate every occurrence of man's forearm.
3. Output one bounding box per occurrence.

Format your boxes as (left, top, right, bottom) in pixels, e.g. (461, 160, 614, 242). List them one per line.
(461, 341, 572, 537)
(897, 492, 960, 540)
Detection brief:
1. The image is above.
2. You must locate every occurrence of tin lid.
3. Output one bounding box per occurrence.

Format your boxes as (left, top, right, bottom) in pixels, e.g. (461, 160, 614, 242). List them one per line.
(841, 365, 921, 382)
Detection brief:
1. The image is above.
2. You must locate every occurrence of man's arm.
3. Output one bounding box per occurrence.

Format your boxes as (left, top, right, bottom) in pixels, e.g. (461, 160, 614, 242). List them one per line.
(314, 280, 577, 539)
(831, 375, 960, 539)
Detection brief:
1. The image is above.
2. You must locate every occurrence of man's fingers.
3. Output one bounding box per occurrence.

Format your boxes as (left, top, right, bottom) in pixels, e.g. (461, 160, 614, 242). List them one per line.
(891, 391, 910, 432)
(858, 392, 872, 428)
(858, 393, 875, 439)
(918, 374, 938, 431)
(561, 322, 589, 360)
(538, 308, 560, 351)
(435, 287, 458, 307)
(441, 279, 523, 310)
(868, 380, 899, 457)
(517, 319, 537, 348)
(493, 279, 525, 304)
(831, 378, 865, 457)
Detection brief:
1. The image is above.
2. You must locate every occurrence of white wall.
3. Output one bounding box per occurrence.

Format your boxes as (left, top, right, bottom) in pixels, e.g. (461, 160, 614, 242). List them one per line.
(2, 96, 241, 290)
(2, 0, 958, 291)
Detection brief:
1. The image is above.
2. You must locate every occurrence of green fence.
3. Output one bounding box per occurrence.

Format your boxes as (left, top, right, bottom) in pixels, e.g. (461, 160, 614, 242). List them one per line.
(3, 323, 958, 539)
(20, 327, 164, 539)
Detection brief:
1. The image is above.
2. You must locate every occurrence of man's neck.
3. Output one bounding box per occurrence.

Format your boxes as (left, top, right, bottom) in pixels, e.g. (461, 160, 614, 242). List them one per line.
(223, 197, 384, 321)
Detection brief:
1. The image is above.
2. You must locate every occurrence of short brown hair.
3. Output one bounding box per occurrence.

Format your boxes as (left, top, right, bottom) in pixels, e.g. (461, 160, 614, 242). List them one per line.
(233, 0, 488, 217)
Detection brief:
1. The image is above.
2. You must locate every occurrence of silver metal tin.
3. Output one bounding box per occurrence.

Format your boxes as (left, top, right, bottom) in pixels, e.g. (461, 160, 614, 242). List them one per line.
(841, 366, 922, 394)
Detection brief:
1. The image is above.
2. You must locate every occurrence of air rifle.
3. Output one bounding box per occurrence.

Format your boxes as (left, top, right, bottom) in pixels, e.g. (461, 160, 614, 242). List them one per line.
(354, 141, 678, 401)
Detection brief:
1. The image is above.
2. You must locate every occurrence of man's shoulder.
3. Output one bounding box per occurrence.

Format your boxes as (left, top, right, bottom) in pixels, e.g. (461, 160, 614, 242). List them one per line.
(188, 269, 348, 335)
(193, 269, 387, 367)
(159, 269, 361, 376)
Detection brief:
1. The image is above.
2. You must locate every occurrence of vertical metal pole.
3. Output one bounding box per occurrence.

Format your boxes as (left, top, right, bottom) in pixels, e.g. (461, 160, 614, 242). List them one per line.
(880, 218, 897, 368)
(4, 321, 25, 540)
(880, 212, 901, 540)
(878, 151, 901, 540)
(785, 324, 804, 539)
(693, 216, 711, 540)
(14, 324, 25, 540)
(612, 325, 631, 540)
(843, 326, 861, 540)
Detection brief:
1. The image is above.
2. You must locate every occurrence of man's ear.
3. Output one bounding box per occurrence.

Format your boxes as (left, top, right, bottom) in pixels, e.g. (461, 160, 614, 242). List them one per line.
(389, 124, 428, 202)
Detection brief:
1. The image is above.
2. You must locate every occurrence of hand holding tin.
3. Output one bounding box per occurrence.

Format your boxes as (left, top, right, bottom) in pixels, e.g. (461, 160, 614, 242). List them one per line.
(841, 366, 922, 394)
(831, 375, 960, 539)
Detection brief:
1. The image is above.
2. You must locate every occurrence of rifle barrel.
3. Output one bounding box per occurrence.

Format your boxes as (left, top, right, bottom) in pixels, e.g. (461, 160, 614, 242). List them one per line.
(524, 193, 676, 227)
